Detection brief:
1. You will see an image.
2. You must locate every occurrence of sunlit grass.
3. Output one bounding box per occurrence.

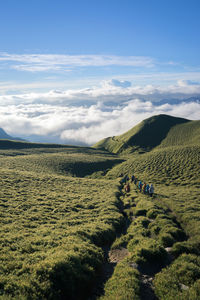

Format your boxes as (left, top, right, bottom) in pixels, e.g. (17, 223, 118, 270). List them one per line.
(0, 148, 124, 299)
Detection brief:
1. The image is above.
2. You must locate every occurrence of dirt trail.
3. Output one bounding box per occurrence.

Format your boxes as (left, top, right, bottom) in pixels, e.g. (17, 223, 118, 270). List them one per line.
(87, 184, 188, 300)
(87, 191, 131, 300)
(87, 247, 129, 300)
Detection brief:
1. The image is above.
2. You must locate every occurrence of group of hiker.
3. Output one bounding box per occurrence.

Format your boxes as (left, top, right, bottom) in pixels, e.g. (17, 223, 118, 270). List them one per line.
(120, 174, 154, 197)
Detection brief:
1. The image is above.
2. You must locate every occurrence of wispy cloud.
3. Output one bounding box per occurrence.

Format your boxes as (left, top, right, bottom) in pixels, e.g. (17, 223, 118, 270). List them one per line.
(12, 64, 68, 72)
(0, 52, 155, 72)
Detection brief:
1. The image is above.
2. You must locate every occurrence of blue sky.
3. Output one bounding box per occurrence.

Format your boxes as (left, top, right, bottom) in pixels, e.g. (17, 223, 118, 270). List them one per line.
(0, 0, 200, 88)
(0, 0, 200, 144)
(1, 0, 200, 59)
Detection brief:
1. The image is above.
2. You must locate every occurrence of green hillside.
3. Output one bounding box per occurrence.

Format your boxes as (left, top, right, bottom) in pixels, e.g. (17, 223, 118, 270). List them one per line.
(0, 114, 200, 299)
(0, 143, 124, 299)
(0, 141, 123, 178)
(94, 114, 190, 153)
(100, 116, 200, 300)
(158, 119, 200, 148)
(106, 145, 200, 185)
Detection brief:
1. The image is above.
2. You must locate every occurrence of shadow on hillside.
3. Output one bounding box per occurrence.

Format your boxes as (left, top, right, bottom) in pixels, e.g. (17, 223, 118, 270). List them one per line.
(65, 159, 125, 177)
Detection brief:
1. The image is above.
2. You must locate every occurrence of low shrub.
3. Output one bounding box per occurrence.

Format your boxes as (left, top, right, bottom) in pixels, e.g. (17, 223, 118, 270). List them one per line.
(100, 258, 140, 300)
(158, 232, 175, 247)
(146, 208, 164, 219)
(154, 254, 200, 300)
(128, 237, 167, 264)
(111, 234, 133, 250)
(162, 226, 186, 241)
(171, 241, 200, 258)
(128, 223, 150, 238)
(132, 216, 151, 228)
(149, 223, 161, 236)
(187, 279, 200, 300)
(134, 208, 147, 216)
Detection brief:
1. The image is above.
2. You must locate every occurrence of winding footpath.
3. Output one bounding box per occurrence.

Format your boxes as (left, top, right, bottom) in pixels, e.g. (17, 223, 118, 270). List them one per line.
(88, 180, 188, 300)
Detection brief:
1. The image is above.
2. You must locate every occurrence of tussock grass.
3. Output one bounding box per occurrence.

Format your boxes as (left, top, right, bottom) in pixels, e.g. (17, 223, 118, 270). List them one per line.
(0, 147, 123, 178)
(128, 237, 167, 264)
(154, 254, 200, 300)
(158, 120, 200, 148)
(107, 145, 200, 185)
(100, 258, 140, 300)
(0, 152, 124, 299)
(0, 114, 199, 299)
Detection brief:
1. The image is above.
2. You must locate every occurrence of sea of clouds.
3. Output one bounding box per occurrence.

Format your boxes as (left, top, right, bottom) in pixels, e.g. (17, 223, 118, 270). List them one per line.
(0, 79, 200, 145)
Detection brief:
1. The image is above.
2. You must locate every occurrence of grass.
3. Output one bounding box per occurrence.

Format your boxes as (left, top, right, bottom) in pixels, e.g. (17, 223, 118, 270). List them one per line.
(100, 258, 141, 300)
(0, 113, 199, 299)
(154, 254, 200, 300)
(0, 145, 123, 178)
(103, 180, 197, 299)
(94, 114, 190, 153)
(106, 145, 200, 185)
(0, 146, 125, 299)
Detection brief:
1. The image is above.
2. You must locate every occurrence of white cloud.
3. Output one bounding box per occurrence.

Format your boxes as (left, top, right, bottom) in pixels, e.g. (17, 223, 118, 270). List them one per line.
(0, 79, 200, 109)
(0, 80, 199, 145)
(60, 100, 200, 144)
(103, 79, 132, 88)
(177, 79, 200, 87)
(0, 52, 155, 72)
(12, 64, 68, 72)
(0, 98, 199, 145)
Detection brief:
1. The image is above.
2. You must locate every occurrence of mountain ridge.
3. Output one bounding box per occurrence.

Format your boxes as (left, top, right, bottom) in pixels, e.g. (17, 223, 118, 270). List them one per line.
(0, 127, 25, 142)
(93, 114, 197, 154)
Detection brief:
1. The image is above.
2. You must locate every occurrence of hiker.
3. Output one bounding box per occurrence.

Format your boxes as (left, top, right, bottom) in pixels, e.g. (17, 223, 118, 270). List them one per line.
(131, 175, 135, 182)
(142, 182, 147, 194)
(146, 184, 149, 194)
(138, 181, 142, 192)
(134, 177, 137, 185)
(121, 175, 126, 184)
(125, 182, 130, 193)
(149, 184, 154, 197)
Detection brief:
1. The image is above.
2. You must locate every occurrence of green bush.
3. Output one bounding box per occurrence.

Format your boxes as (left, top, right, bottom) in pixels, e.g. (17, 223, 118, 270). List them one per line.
(154, 254, 200, 300)
(149, 223, 161, 236)
(128, 237, 167, 264)
(134, 208, 147, 216)
(159, 232, 175, 247)
(0, 163, 125, 299)
(132, 216, 151, 228)
(187, 279, 200, 300)
(100, 258, 140, 300)
(146, 208, 164, 219)
(171, 241, 200, 257)
(111, 234, 133, 250)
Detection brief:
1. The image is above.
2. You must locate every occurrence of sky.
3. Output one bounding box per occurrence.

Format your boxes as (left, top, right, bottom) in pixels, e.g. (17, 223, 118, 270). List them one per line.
(0, 0, 200, 144)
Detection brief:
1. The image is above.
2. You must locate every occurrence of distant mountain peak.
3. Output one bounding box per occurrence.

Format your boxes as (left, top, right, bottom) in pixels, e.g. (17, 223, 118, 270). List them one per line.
(0, 127, 24, 141)
(93, 114, 194, 154)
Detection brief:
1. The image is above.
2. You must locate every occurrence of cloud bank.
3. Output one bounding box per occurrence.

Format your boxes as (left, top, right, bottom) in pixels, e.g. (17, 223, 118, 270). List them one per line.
(0, 80, 199, 145)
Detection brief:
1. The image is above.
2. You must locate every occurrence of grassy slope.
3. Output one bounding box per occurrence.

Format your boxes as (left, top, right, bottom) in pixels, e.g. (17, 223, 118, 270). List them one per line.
(94, 114, 189, 153)
(0, 144, 123, 178)
(158, 119, 200, 148)
(101, 117, 200, 300)
(106, 118, 200, 241)
(0, 145, 125, 299)
(0, 115, 199, 299)
(107, 145, 200, 184)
